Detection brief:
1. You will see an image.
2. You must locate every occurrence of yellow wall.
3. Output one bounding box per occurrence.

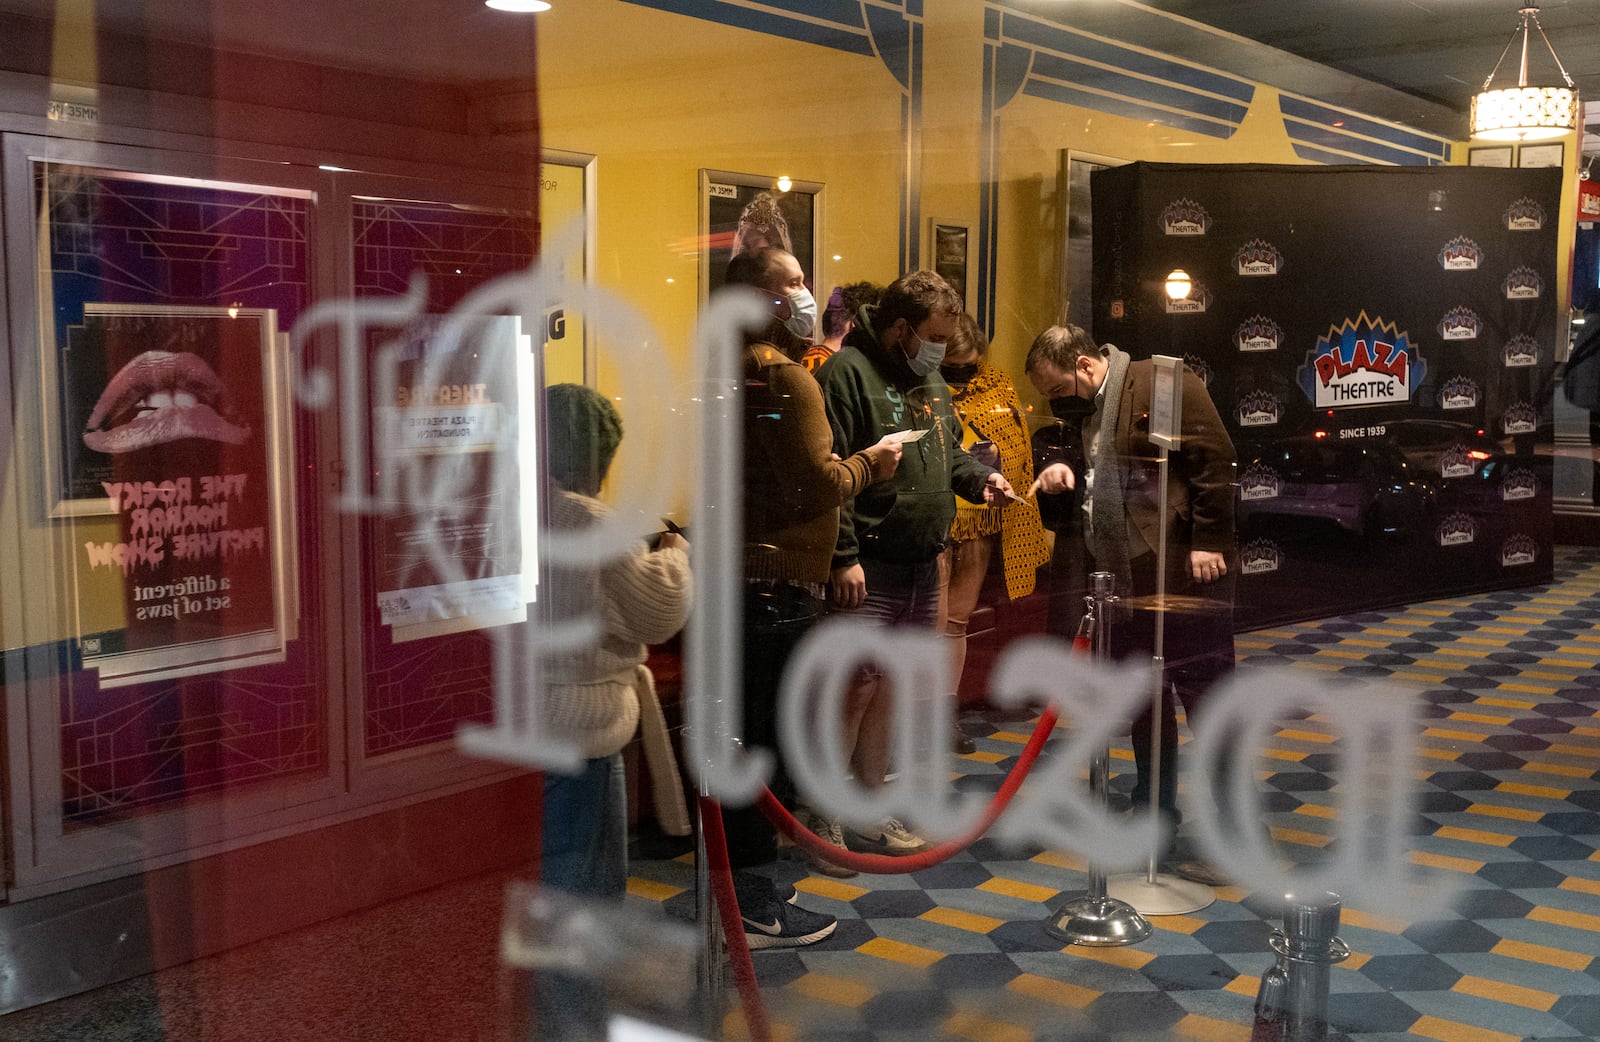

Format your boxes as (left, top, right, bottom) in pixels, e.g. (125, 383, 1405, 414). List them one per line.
(7, 0, 1583, 651)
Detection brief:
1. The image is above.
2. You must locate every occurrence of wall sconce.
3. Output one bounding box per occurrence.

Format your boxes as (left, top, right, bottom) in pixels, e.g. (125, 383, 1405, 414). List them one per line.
(775, 175, 793, 193)
(1470, 4, 1578, 141)
(1165, 269, 1192, 301)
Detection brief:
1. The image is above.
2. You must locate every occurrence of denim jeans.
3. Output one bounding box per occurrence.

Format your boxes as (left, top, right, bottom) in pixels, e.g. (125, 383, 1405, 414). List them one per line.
(541, 751, 627, 899)
(847, 555, 942, 628)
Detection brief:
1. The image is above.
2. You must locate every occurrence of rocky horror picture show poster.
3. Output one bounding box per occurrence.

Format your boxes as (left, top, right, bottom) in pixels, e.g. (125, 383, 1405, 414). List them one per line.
(62, 304, 290, 685)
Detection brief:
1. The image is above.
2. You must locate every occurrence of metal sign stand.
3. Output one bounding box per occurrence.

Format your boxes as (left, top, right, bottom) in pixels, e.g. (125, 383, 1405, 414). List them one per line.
(1106, 442, 1215, 916)
(1045, 572, 1152, 946)
(1103, 356, 1214, 916)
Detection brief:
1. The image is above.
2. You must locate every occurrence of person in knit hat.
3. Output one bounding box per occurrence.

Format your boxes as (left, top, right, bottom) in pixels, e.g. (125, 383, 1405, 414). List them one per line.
(540, 384, 692, 898)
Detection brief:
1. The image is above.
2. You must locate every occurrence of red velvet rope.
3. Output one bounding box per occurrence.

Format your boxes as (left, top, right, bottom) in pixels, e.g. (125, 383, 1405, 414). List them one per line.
(697, 633, 1084, 1041)
(755, 703, 1061, 874)
(698, 794, 774, 1042)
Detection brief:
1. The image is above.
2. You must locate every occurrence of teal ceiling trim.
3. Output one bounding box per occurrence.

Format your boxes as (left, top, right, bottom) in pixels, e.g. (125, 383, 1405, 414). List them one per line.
(988, 3, 1255, 140)
(1279, 94, 1452, 167)
(621, 0, 876, 57)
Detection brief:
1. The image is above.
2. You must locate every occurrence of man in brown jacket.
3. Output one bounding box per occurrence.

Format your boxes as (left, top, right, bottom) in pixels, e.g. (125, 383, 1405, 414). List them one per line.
(1025, 324, 1237, 878)
(721, 247, 902, 944)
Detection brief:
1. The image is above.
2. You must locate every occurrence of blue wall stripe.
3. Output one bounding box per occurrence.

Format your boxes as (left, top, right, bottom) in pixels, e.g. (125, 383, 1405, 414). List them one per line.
(1029, 51, 1249, 125)
(1289, 142, 1381, 166)
(1284, 119, 1439, 166)
(1279, 95, 1449, 159)
(1021, 79, 1239, 139)
(621, 0, 875, 56)
(1000, 10, 1256, 103)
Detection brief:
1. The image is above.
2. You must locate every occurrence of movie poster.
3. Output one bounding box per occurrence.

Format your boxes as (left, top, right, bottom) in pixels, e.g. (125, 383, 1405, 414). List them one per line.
(702, 173, 817, 296)
(63, 305, 295, 686)
(369, 315, 536, 642)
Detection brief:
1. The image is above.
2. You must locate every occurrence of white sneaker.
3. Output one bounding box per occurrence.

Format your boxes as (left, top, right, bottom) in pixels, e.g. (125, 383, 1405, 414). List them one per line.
(848, 818, 930, 855)
(805, 813, 859, 878)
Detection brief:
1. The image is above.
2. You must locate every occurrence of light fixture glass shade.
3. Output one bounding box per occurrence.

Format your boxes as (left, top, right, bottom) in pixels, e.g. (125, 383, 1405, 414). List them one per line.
(1164, 269, 1192, 300)
(1470, 86, 1579, 141)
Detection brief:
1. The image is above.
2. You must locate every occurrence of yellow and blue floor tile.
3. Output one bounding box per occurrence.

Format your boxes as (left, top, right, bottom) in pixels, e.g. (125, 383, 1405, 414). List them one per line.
(630, 546, 1600, 1042)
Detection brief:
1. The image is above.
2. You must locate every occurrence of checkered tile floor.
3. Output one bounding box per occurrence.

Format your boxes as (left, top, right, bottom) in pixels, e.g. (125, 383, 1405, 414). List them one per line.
(629, 545, 1600, 1042)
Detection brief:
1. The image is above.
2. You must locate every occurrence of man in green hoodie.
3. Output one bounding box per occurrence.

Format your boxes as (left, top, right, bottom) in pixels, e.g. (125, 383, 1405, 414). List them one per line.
(815, 270, 1014, 853)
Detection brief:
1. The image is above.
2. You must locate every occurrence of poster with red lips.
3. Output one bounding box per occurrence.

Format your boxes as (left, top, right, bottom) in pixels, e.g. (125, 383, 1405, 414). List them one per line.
(60, 304, 294, 687)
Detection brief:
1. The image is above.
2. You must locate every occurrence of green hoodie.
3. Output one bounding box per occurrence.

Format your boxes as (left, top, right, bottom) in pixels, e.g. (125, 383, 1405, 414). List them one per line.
(816, 306, 995, 567)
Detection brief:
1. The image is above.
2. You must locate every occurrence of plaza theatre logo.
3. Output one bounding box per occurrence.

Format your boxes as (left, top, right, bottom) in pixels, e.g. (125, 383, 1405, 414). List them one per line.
(1234, 238, 1283, 276)
(1501, 465, 1538, 502)
(1160, 198, 1211, 236)
(1241, 539, 1282, 575)
(1165, 280, 1211, 314)
(1437, 236, 1483, 270)
(1439, 306, 1481, 341)
(1297, 312, 1425, 409)
(1503, 266, 1543, 300)
(1183, 354, 1214, 386)
(1440, 375, 1480, 410)
(1237, 390, 1281, 427)
(1436, 512, 1477, 547)
(1503, 335, 1538, 368)
(1439, 444, 1479, 479)
(1234, 315, 1283, 352)
(1500, 534, 1538, 567)
(1502, 401, 1538, 435)
(1239, 462, 1282, 501)
(1504, 197, 1546, 231)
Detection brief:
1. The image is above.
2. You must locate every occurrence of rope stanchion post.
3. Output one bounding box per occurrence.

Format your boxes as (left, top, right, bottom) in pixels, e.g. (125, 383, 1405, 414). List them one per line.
(1105, 444, 1215, 916)
(1044, 572, 1152, 946)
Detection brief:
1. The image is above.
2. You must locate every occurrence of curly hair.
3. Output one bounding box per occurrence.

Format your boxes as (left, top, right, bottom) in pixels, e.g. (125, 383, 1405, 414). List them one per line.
(870, 270, 962, 339)
(822, 280, 880, 339)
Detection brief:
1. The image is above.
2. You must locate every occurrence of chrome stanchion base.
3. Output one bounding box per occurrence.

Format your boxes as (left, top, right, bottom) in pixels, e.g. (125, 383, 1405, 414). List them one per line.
(1044, 895, 1152, 946)
(1106, 872, 1215, 915)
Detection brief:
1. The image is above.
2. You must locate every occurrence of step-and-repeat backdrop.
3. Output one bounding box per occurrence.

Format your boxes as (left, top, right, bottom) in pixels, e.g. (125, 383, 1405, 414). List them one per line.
(1091, 163, 1561, 628)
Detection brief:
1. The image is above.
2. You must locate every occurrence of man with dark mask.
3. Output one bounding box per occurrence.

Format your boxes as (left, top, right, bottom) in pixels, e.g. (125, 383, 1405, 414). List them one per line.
(1024, 324, 1237, 882)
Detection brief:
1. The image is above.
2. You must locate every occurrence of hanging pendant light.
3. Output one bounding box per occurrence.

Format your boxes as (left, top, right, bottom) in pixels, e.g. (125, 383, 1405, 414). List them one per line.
(1470, 4, 1579, 141)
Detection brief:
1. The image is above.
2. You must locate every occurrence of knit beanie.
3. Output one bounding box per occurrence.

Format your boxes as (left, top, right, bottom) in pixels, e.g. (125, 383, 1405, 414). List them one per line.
(546, 383, 622, 495)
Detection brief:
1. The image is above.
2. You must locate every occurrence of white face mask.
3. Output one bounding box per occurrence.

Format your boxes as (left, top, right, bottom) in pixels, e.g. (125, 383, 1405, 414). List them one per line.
(905, 335, 947, 377)
(783, 287, 817, 340)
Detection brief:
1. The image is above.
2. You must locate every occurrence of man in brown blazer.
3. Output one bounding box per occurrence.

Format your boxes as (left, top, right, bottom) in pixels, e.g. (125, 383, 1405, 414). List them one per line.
(1025, 324, 1237, 878)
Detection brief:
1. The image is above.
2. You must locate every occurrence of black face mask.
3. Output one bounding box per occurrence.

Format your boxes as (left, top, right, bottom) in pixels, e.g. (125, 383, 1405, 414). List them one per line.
(940, 361, 980, 384)
(1049, 396, 1095, 420)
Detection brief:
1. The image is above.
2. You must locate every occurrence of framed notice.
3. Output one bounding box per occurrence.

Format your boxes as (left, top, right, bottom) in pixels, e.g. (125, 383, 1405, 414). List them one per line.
(700, 169, 822, 299)
(1468, 146, 1514, 168)
(930, 221, 970, 310)
(1148, 354, 1184, 449)
(66, 304, 297, 687)
(1518, 143, 1564, 169)
(369, 314, 538, 642)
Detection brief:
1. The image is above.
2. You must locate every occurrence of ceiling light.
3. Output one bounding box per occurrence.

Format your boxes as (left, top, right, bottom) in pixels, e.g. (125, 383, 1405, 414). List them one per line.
(1470, 4, 1578, 141)
(485, 0, 551, 11)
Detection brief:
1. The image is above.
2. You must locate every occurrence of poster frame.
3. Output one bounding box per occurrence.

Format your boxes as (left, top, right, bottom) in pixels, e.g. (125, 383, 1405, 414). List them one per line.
(698, 168, 823, 302)
(1468, 145, 1514, 168)
(66, 302, 298, 688)
(928, 220, 970, 311)
(1518, 142, 1564, 169)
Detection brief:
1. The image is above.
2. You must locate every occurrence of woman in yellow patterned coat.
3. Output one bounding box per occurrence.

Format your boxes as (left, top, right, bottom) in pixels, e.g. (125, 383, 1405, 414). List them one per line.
(938, 314, 1050, 726)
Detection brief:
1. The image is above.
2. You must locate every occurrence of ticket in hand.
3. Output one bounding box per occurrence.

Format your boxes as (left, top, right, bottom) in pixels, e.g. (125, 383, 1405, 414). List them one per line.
(884, 428, 929, 443)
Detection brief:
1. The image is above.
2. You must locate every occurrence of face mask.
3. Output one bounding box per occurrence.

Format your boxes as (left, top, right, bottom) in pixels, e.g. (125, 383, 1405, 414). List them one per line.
(783, 287, 817, 340)
(905, 336, 947, 377)
(941, 361, 980, 384)
(1050, 396, 1095, 420)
